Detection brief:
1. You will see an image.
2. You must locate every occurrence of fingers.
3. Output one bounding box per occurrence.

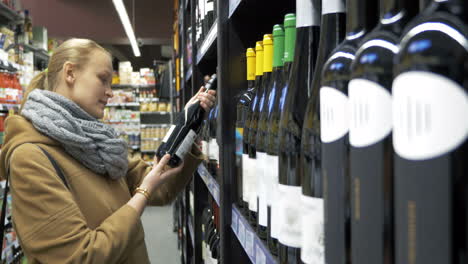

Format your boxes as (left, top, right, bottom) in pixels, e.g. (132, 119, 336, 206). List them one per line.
(197, 91, 216, 111)
(159, 161, 184, 181)
(153, 154, 171, 174)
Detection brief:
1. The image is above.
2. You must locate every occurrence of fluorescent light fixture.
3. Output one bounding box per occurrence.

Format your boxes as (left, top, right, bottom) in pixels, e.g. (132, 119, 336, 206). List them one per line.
(112, 0, 141, 57)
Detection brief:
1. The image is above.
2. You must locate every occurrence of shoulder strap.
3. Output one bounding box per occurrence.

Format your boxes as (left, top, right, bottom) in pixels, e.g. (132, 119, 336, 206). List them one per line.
(0, 173, 9, 243)
(0, 145, 70, 252)
(36, 146, 70, 190)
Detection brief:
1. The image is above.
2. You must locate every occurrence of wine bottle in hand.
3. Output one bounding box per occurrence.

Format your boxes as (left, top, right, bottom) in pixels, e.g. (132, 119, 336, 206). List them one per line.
(157, 74, 217, 167)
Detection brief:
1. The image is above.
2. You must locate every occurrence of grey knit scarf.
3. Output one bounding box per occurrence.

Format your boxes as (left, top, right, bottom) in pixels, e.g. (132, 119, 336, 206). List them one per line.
(22, 89, 128, 180)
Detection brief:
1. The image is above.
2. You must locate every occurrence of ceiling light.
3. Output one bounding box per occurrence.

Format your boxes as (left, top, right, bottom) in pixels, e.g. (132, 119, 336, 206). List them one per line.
(112, 0, 141, 57)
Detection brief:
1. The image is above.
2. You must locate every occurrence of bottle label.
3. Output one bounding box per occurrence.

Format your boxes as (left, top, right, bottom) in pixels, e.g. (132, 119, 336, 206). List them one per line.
(242, 154, 250, 202)
(202, 140, 209, 158)
(320, 87, 349, 143)
(349, 79, 392, 147)
(209, 138, 219, 161)
(393, 71, 468, 160)
(205, 1, 214, 12)
(235, 127, 243, 155)
(322, 0, 345, 15)
(248, 157, 258, 212)
(301, 195, 325, 264)
(257, 152, 268, 227)
(175, 129, 197, 160)
(266, 154, 280, 238)
(297, 0, 319, 27)
(162, 125, 176, 143)
(278, 184, 302, 247)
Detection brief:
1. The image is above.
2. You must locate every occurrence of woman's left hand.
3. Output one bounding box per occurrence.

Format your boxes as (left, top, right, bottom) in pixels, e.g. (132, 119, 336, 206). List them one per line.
(185, 86, 217, 112)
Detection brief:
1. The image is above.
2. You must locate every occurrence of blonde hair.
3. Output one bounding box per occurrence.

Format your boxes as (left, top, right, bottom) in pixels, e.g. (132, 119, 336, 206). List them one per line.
(20, 38, 110, 110)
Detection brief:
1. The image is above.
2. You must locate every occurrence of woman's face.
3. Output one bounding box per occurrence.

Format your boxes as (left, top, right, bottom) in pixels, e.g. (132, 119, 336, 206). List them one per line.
(70, 50, 113, 119)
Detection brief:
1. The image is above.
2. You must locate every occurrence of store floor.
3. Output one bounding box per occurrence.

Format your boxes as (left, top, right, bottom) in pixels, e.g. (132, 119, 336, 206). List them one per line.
(141, 205, 180, 264)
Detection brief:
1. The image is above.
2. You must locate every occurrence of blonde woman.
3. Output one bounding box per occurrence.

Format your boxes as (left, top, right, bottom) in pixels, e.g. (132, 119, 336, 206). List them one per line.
(0, 38, 216, 263)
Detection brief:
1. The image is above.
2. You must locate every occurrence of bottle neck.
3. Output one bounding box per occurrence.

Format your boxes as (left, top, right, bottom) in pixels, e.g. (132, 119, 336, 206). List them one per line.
(297, 0, 321, 27)
(346, 0, 379, 38)
(380, 0, 419, 22)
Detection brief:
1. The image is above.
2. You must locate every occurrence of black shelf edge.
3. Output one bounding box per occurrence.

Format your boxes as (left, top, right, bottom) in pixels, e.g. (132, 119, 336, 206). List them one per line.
(185, 67, 193, 82)
(0, 2, 20, 22)
(111, 84, 155, 89)
(196, 20, 218, 65)
(231, 205, 278, 264)
(228, 0, 242, 18)
(0, 103, 18, 111)
(140, 112, 170, 115)
(197, 164, 220, 205)
(141, 150, 156, 153)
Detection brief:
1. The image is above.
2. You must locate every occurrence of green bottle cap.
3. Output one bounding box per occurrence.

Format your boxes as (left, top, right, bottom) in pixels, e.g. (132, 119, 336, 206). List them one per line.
(272, 24, 285, 67)
(284, 13, 296, 63)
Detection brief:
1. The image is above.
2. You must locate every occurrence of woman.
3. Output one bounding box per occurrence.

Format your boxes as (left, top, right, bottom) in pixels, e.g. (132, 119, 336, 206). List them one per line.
(0, 38, 216, 263)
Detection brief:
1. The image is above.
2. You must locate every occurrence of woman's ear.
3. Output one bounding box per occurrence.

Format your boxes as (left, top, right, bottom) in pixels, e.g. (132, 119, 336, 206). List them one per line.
(63, 61, 76, 86)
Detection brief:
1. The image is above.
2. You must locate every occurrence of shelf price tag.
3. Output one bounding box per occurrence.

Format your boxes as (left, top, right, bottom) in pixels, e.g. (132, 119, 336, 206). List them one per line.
(238, 219, 246, 247)
(229, 0, 241, 18)
(245, 228, 254, 258)
(255, 243, 266, 264)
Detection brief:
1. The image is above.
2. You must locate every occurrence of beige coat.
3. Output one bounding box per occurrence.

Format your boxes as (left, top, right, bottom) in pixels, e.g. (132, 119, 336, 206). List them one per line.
(0, 115, 202, 263)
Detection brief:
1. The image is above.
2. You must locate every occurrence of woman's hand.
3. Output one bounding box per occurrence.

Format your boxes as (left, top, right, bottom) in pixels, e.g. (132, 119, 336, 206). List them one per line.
(140, 154, 184, 194)
(185, 86, 217, 113)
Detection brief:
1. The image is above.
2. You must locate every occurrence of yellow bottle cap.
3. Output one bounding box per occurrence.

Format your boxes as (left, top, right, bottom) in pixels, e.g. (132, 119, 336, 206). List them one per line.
(255, 41, 264, 76)
(246, 48, 256, 81)
(263, 34, 273, 73)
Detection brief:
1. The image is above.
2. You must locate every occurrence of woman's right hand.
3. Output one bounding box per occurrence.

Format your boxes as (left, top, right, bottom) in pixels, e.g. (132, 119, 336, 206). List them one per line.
(140, 154, 184, 194)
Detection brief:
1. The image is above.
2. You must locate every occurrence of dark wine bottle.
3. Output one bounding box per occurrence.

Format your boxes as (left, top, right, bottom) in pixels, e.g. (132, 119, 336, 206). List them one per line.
(157, 74, 217, 167)
(392, 1, 468, 263)
(208, 103, 219, 177)
(264, 25, 285, 255)
(319, 0, 378, 263)
(348, 0, 419, 263)
(244, 41, 264, 226)
(236, 48, 256, 211)
(276, 13, 307, 264)
(254, 33, 274, 239)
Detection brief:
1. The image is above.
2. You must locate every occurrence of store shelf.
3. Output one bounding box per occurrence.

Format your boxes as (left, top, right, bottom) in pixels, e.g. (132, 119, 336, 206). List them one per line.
(0, 104, 19, 111)
(231, 205, 278, 264)
(0, 60, 19, 72)
(105, 119, 140, 123)
(185, 67, 193, 82)
(141, 124, 171, 128)
(106, 102, 140, 107)
(139, 98, 160, 102)
(197, 164, 220, 206)
(140, 111, 170, 115)
(22, 43, 49, 61)
(229, 0, 242, 18)
(196, 20, 218, 65)
(129, 145, 139, 150)
(141, 150, 156, 153)
(112, 84, 155, 89)
(0, 2, 20, 22)
(141, 138, 162, 141)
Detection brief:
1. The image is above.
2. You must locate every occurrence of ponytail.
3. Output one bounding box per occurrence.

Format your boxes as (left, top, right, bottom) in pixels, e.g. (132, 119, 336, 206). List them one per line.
(20, 71, 50, 112)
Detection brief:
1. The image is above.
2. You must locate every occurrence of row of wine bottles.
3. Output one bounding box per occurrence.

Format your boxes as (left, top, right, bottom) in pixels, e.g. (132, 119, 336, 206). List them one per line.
(234, 0, 467, 264)
(202, 203, 220, 264)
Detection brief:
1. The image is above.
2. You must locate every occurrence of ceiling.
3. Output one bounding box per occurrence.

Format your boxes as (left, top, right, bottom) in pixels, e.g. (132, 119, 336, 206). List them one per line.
(20, 0, 174, 69)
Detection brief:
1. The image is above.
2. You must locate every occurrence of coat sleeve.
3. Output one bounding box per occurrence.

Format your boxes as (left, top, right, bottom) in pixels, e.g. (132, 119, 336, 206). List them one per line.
(10, 144, 140, 264)
(126, 145, 203, 206)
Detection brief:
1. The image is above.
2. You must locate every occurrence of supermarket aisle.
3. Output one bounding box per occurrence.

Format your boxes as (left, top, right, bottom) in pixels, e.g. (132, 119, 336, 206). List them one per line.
(141, 205, 180, 264)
